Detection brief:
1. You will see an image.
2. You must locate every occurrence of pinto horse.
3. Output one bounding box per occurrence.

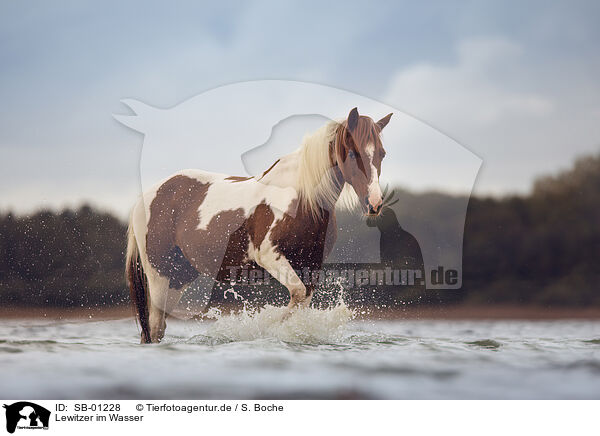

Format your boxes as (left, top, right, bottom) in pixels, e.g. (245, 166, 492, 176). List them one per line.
(126, 108, 393, 343)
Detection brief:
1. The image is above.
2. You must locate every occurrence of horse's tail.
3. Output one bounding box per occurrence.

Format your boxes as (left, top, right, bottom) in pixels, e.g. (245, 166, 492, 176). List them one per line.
(125, 217, 151, 344)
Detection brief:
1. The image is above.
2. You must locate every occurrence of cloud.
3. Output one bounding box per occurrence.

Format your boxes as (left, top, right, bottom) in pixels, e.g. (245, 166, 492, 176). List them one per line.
(384, 36, 600, 194)
(386, 37, 554, 131)
(114, 81, 481, 196)
(2, 3, 600, 215)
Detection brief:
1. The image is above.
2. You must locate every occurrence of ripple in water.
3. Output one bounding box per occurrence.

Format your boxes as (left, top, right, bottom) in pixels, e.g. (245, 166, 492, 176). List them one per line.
(1, 316, 600, 399)
(466, 339, 503, 350)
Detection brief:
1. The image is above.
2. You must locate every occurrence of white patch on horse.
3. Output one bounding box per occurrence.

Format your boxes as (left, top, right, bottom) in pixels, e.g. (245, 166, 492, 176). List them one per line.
(196, 178, 297, 230)
(365, 143, 382, 208)
(251, 229, 308, 307)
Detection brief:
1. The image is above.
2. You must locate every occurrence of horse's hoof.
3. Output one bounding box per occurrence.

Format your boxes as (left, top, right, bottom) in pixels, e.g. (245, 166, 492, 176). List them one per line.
(282, 305, 298, 321)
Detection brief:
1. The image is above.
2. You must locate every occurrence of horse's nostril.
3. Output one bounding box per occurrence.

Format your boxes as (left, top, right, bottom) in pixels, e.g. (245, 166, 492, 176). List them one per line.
(367, 202, 382, 215)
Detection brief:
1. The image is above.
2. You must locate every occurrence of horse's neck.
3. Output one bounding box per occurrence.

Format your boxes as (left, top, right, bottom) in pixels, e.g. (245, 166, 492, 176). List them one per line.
(259, 149, 344, 212)
(257, 150, 301, 189)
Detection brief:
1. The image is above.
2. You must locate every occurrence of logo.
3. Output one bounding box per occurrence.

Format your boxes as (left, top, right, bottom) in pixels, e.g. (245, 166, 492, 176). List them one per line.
(115, 80, 481, 316)
(3, 402, 50, 434)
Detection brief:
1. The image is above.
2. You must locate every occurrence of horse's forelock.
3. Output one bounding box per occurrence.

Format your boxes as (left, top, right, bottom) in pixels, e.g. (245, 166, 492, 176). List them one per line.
(334, 116, 382, 158)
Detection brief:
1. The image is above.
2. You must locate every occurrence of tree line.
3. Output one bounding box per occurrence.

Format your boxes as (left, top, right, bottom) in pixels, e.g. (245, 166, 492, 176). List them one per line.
(0, 153, 598, 308)
(462, 153, 600, 306)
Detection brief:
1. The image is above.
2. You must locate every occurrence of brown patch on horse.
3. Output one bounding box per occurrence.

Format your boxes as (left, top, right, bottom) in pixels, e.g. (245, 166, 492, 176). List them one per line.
(225, 176, 253, 182)
(270, 201, 335, 297)
(178, 207, 248, 278)
(148, 174, 278, 287)
(214, 202, 275, 281)
(146, 175, 206, 289)
(247, 202, 275, 248)
(334, 115, 384, 174)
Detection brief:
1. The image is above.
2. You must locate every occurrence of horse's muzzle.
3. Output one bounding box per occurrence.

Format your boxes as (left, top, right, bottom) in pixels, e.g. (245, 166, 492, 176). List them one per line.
(367, 204, 382, 216)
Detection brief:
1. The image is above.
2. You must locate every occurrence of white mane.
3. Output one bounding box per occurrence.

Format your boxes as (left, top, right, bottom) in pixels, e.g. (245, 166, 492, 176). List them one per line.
(296, 121, 358, 216)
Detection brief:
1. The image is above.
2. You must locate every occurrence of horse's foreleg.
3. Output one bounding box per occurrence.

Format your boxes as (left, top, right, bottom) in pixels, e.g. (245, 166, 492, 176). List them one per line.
(254, 250, 309, 309)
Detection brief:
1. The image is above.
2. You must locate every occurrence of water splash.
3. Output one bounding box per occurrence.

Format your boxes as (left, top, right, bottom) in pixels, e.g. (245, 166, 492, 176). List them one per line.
(203, 301, 355, 344)
(223, 287, 244, 301)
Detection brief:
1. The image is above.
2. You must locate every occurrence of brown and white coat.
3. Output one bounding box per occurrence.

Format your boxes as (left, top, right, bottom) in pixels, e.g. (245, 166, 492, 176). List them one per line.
(126, 108, 392, 343)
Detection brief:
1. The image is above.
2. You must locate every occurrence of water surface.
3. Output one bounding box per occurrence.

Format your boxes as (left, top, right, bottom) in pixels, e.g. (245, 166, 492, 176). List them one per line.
(1, 305, 599, 399)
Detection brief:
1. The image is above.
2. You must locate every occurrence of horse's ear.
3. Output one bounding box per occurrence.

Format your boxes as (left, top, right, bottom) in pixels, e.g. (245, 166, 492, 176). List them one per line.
(376, 113, 393, 131)
(347, 107, 359, 131)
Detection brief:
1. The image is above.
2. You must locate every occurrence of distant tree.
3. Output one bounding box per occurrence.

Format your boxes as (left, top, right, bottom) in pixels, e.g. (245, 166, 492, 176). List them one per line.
(463, 152, 600, 306)
(1, 152, 599, 308)
(0, 205, 128, 307)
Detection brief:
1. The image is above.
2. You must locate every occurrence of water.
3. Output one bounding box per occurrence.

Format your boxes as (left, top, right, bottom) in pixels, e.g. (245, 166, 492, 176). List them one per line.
(1, 305, 600, 399)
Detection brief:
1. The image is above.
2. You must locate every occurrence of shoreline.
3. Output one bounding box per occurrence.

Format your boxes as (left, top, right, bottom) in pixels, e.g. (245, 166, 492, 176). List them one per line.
(1, 304, 600, 321)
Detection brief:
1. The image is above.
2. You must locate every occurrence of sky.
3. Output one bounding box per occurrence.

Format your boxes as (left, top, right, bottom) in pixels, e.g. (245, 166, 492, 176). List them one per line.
(1, 0, 600, 217)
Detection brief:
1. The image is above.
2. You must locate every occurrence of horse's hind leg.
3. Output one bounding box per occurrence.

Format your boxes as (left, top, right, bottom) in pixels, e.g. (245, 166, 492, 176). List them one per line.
(146, 272, 188, 343)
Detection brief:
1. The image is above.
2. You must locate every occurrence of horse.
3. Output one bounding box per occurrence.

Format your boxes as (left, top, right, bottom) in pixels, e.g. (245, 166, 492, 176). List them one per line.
(126, 107, 393, 343)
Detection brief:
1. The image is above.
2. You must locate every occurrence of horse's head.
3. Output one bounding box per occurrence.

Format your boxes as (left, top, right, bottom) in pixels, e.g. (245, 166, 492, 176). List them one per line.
(333, 107, 392, 215)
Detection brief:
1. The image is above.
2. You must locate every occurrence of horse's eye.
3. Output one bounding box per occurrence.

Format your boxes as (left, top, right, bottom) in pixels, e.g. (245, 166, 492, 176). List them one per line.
(348, 150, 356, 159)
